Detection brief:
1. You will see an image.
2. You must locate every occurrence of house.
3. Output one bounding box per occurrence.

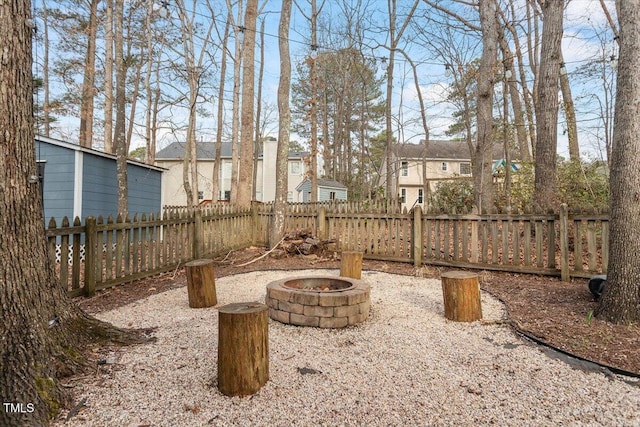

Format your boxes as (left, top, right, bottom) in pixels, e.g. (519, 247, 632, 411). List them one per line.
(296, 178, 348, 202)
(35, 135, 164, 224)
(154, 138, 312, 205)
(386, 139, 506, 209)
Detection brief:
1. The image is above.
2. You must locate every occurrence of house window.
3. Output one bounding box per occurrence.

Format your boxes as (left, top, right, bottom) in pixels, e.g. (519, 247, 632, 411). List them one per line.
(329, 191, 336, 200)
(400, 188, 406, 203)
(289, 161, 301, 175)
(198, 191, 204, 200)
(459, 162, 471, 175)
(441, 162, 448, 172)
(418, 188, 423, 204)
(224, 190, 231, 201)
(401, 161, 408, 177)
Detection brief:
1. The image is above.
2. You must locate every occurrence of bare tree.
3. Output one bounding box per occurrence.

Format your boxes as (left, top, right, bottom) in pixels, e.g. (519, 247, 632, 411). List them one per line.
(236, 0, 258, 208)
(296, 0, 325, 201)
(533, 0, 563, 211)
(78, 0, 100, 148)
(595, 0, 640, 324)
(114, 0, 128, 215)
(212, 14, 231, 202)
(384, 0, 419, 200)
(40, 0, 53, 136)
(228, 0, 244, 204)
(474, 0, 499, 213)
(271, 0, 293, 247)
(104, 0, 114, 153)
(559, 50, 579, 160)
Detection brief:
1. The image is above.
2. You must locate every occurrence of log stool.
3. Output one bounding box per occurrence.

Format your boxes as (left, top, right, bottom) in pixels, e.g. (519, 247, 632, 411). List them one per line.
(440, 271, 482, 322)
(185, 259, 217, 308)
(340, 251, 363, 279)
(217, 302, 269, 396)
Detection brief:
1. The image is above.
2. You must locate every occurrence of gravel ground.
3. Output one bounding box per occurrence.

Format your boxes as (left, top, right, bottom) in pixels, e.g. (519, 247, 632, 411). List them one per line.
(56, 270, 640, 426)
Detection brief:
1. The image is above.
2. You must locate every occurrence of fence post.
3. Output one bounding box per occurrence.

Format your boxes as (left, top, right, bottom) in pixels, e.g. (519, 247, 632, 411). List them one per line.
(251, 202, 259, 245)
(317, 206, 327, 240)
(84, 216, 97, 297)
(413, 205, 423, 267)
(470, 206, 479, 263)
(193, 208, 202, 259)
(559, 204, 570, 281)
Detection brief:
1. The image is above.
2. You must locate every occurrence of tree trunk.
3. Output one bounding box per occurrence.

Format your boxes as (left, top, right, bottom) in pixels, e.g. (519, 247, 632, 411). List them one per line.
(474, 0, 499, 213)
(252, 18, 265, 201)
(1, 4, 149, 425)
(213, 16, 231, 202)
(229, 0, 243, 205)
(271, 0, 292, 247)
(237, 0, 258, 208)
(79, 0, 99, 149)
(41, 0, 52, 137)
(114, 0, 128, 216)
(533, 0, 563, 211)
(559, 51, 579, 161)
(310, 0, 319, 202)
(104, 0, 114, 153)
(596, 0, 640, 324)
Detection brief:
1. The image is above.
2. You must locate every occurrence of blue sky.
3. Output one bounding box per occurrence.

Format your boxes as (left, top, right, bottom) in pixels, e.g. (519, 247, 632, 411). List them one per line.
(38, 0, 617, 160)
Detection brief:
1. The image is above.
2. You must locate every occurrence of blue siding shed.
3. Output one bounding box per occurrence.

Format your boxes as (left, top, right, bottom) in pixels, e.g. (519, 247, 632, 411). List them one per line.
(35, 136, 164, 224)
(296, 178, 348, 202)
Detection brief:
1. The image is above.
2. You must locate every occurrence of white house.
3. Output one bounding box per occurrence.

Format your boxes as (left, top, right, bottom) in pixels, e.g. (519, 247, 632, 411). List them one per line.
(384, 140, 506, 209)
(154, 138, 311, 205)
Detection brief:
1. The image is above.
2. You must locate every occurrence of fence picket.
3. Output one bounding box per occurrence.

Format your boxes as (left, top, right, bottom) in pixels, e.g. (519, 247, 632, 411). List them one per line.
(46, 203, 608, 297)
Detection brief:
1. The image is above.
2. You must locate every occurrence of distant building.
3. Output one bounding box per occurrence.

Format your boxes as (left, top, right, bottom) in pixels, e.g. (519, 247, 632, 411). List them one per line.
(35, 135, 164, 224)
(382, 140, 507, 209)
(154, 138, 313, 205)
(296, 178, 348, 202)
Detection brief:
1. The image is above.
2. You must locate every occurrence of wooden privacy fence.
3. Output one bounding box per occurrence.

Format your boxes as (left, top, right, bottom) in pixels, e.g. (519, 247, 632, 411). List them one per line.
(47, 204, 254, 297)
(255, 202, 607, 279)
(49, 202, 607, 297)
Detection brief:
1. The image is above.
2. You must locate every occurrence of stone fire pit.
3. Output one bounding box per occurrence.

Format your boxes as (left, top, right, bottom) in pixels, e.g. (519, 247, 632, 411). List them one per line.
(266, 275, 370, 328)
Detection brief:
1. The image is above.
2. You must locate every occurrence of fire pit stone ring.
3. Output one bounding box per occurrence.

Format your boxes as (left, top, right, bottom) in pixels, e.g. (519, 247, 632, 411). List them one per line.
(266, 275, 371, 328)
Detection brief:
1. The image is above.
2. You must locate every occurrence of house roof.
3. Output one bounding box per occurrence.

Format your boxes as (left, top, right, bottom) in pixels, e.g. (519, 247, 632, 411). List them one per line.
(318, 178, 347, 189)
(36, 135, 166, 171)
(155, 140, 310, 160)
(393, 139, 505, 161)
(296, 177, 348, 191)
(155, 141, 233, 160)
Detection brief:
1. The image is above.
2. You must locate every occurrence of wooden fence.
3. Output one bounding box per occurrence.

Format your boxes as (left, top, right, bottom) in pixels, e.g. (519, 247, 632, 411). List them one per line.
(47, 204, 254, 297)
(48, 201, 607, 297)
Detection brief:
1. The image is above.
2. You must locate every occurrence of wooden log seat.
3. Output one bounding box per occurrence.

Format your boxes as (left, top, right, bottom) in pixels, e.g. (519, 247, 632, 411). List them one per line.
(217, 302, 269, 396)
(440, 271, 483, 322)
(185, 259, 217, 308)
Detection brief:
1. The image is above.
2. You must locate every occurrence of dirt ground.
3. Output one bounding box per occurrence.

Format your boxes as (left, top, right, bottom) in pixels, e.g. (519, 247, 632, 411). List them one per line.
(75, 246, 640, 376)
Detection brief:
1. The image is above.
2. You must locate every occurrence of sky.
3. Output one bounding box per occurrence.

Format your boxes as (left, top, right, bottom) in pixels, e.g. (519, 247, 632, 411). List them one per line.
(36, 0, 618, 161)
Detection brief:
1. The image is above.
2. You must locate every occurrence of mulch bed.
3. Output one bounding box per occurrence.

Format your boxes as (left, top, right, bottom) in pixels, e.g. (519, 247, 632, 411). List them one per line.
(74, 246, 640, 376)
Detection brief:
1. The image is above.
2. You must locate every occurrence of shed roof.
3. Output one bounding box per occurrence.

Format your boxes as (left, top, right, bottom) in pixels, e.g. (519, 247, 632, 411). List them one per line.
(36, 135, 165, 171)
(296, 177, 348, 191)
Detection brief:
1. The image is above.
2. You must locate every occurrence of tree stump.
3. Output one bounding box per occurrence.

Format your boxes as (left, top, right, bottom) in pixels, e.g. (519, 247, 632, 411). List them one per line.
(217, 302, 269, 397)
(440, 271, 482, 322)
(185, 259, 217, 308)
(340, 251, 363, 279)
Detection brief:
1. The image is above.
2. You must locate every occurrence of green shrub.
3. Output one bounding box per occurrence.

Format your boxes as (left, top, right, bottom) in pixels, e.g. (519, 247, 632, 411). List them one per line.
(429, 179, 475, 213)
